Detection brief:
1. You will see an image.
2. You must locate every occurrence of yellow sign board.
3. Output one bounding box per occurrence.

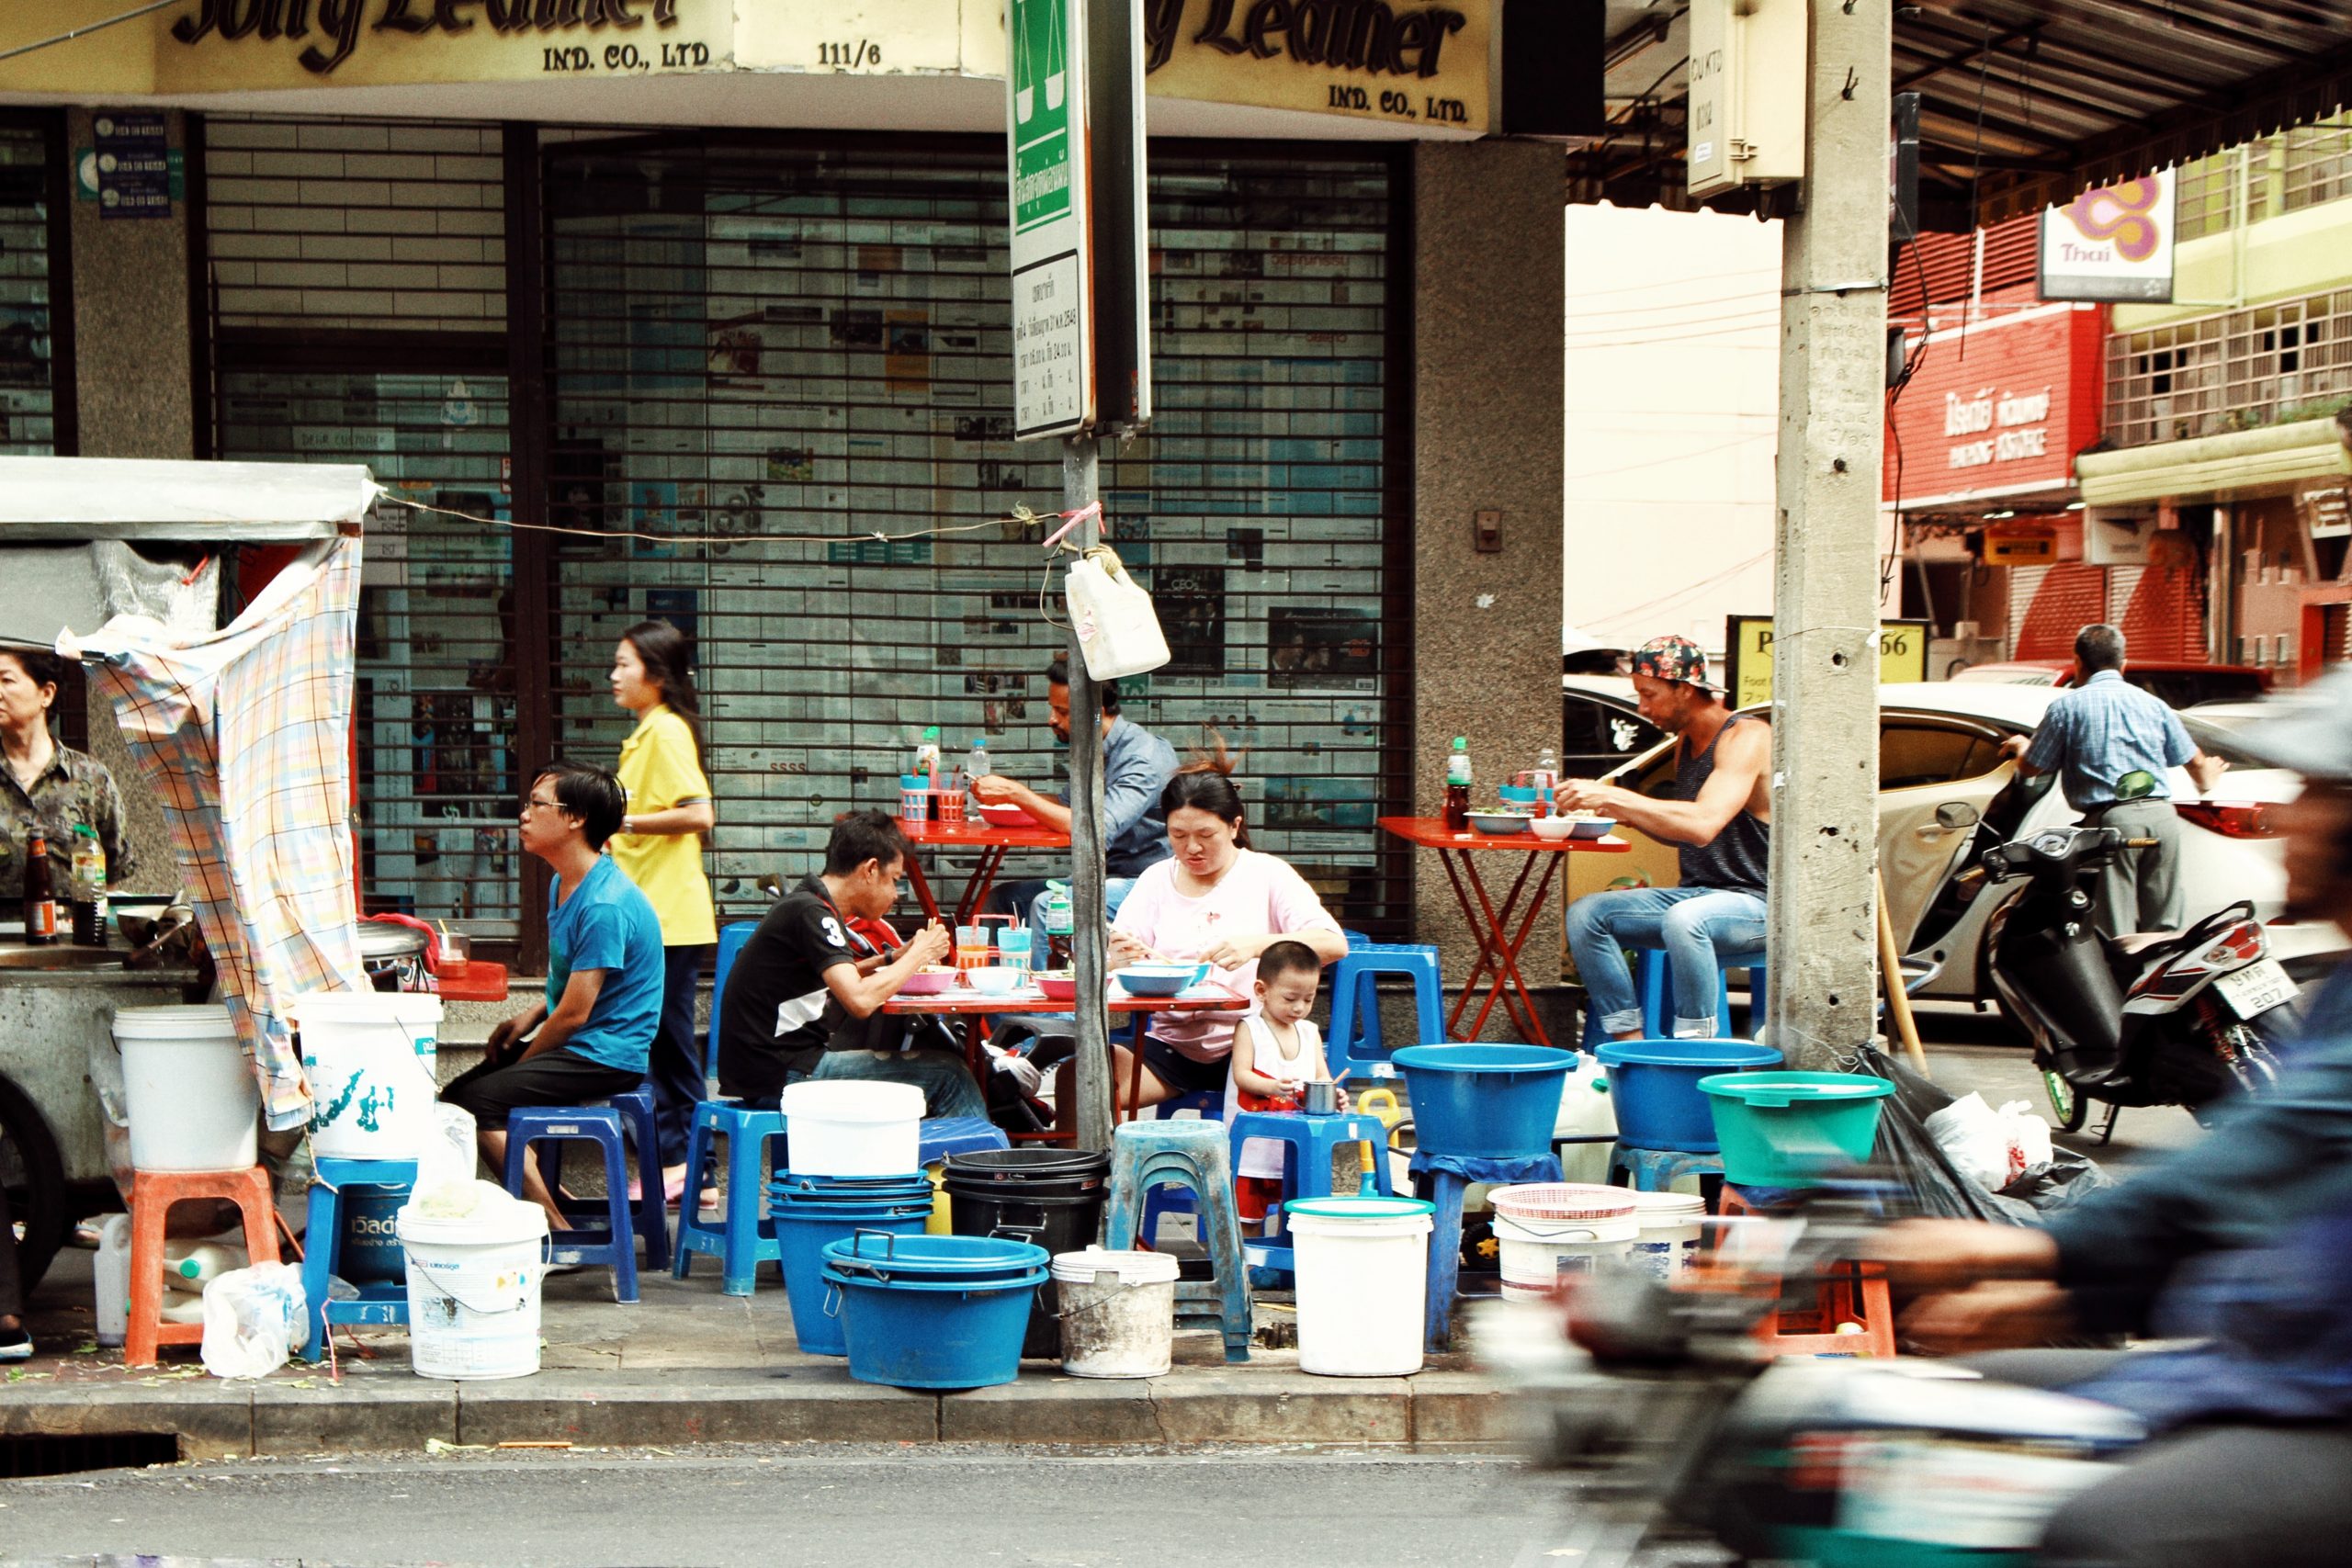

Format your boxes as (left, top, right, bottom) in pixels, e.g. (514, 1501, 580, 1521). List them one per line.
(1723, 615, 1932, 711)
(1144, 0, 1489, 130)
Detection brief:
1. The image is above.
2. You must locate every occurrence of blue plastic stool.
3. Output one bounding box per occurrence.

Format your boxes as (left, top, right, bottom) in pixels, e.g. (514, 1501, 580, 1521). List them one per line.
(918, 1116, 1011, 1164)
(296, 1156, 416, 1363)
(1136, 1088, 1222, 1239)
(681, 917, 763, 1201)
(1634, 949, 1769, 1039)
(507, 1107, 640, 1303)
(1325, 942, 1444, 1081)
(1414, 1168, 1478, 1354)
(672, 1101, 787, 1295)
(1103, 1119, 1252, 1362)
(1228, 1111, 1394, 1277)
(1608, 1144, 1726, 1194)
(602, 1086, 670, 1265)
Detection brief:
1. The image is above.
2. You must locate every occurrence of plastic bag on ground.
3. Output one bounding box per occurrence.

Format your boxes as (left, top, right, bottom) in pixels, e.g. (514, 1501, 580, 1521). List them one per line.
(1925, 1091, 2056, 1190)
(1859, 1045, 2107, 1224)
(199, 1261, 308, 1379)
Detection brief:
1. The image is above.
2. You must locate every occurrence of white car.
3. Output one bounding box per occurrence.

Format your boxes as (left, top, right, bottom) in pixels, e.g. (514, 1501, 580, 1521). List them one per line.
(1558, 674, 2345, 1009)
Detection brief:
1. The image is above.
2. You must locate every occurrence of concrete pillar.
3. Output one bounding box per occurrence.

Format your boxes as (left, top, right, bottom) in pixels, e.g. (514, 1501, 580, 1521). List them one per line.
(1763, 4, 1891, 1068)
(64, 107, 197, 894)
(1411, 141, 1567, 1035)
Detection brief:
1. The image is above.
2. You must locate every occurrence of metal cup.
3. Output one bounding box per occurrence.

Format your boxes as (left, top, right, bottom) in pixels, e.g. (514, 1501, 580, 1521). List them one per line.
(1303, 1079, 1339, 1116)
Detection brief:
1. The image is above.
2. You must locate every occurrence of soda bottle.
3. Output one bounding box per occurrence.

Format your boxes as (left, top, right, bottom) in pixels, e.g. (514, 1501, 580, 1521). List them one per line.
(914, 725, 943, 786)
(21, 829, 55, 945)
(1042, 880, 1074, 968)
(1442, 737, 1472, 832)
(70, 823, 107, 947)
(964, 737, 991, 822)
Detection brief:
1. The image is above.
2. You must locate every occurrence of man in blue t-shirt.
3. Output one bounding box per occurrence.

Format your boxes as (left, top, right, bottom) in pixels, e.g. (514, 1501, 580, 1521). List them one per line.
(443, 761, 665, 1230)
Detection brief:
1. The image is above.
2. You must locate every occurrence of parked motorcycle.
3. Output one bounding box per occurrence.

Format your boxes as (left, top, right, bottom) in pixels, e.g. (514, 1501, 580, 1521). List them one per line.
(1977, 821, 2290, 1140)
(1507, 1193, 2145, 1568)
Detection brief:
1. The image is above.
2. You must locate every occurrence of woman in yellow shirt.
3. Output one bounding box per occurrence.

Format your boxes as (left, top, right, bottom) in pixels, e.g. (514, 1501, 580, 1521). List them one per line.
(609, 620, 718, 1204)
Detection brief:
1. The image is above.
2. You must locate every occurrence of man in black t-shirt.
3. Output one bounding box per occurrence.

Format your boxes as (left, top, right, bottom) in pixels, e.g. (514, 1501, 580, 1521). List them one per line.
(715, 811, 954, 1105)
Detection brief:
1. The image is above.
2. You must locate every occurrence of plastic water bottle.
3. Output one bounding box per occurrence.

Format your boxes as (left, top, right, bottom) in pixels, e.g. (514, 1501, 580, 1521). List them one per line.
(162, 1239, 248, 1288)
(1442, 737, 1473, 831)
(70, 824, 107, 947)
(1532, 745, 1560, 796)
(1042, 880, 1074, 968)
(964, 738, 991, 821)
(94, 1213, 132, 1347)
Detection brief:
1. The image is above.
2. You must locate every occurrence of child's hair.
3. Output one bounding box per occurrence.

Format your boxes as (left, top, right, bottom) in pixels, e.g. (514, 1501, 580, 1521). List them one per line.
(1256, 939, 1322, 987)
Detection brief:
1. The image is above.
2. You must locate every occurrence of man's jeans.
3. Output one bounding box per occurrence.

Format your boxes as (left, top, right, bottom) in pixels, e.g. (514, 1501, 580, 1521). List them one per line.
(810, 1047, 989, 1120)
(1566, 885, 1768, 1039)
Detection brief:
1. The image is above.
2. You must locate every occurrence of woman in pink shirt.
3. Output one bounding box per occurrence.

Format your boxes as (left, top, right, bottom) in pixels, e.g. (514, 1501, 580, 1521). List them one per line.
(1108, 768, 1347, 1111)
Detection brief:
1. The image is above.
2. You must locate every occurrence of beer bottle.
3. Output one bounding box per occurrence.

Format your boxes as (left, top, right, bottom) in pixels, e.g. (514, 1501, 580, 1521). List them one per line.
(22, 829, 56, 945)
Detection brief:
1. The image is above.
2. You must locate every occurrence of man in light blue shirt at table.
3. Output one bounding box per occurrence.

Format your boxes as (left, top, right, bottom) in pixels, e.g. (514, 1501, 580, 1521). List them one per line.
(975, 655, 1178, 931)
(2000, 624, 2227, 934)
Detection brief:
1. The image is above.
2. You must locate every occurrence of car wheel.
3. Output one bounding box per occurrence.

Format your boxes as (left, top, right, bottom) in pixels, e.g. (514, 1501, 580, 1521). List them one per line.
(2042, 1068, 2088, 1134)
(0, 1071, 68, 1296)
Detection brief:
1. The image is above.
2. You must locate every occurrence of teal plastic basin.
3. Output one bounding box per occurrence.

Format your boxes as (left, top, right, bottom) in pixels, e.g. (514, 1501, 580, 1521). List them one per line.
(1698, 1071, 1895, 1188)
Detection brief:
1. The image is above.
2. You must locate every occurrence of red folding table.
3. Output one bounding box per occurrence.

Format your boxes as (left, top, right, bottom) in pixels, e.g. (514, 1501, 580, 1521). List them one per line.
(1376, 815, 1633, 1048)
(896, 816, 1070, 928)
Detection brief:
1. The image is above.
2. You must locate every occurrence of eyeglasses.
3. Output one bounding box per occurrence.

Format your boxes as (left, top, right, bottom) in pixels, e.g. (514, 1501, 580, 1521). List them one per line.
(522, 795, 562, 814)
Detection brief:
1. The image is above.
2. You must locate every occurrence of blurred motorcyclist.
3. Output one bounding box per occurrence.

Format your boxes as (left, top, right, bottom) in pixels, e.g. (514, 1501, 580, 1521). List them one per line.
(1874, 668, 2352, 1568)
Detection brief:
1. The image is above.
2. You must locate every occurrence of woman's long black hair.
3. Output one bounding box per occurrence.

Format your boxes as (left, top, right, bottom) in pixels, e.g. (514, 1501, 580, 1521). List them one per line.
(621, 619, 707, 771)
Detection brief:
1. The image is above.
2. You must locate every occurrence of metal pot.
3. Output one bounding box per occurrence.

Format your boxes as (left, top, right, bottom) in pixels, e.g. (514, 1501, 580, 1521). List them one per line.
(357, 921, 432, 994)
(1303, 1079, 1339, 1116)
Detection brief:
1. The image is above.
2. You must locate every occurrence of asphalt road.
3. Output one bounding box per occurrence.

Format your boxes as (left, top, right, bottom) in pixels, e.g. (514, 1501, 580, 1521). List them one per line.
(0, 1447, 1567, 1568)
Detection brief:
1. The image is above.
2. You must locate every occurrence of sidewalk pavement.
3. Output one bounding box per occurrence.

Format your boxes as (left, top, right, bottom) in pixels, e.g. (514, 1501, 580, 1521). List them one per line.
(7, 1238, 1505, 1462)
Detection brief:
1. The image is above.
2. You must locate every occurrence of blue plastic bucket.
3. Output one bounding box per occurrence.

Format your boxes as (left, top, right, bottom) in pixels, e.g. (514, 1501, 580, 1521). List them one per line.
(774, 1206, 933, 1356)
(1699, 1072, 1896, 1187)
(1596, 1039, 1784, 1152)
(1390, 1044, 1578, 1157)
(821, 1233, 1050, 1390)
(339, 1184, 408, 1284)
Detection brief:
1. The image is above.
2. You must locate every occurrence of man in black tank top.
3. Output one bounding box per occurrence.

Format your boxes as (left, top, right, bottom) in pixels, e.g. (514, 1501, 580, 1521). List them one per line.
(1555, 636, 1773, 1041)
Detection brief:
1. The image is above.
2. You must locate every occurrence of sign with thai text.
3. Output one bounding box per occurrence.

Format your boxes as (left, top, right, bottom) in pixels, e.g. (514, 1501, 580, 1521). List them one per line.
(1007, 0, 1093, 438)
(1884, 304, 2104, 511)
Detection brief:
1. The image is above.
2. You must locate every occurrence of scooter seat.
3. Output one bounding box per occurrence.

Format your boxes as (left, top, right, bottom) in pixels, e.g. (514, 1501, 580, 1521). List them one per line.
(2111, 930, 2181, 955)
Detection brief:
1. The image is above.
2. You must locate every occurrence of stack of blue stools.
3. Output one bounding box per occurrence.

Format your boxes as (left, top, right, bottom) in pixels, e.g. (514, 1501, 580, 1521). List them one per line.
(296, 1156, 416, 1363)
(1103, 1119, 1252, 1362)
(1324, 933, 1445, 1082)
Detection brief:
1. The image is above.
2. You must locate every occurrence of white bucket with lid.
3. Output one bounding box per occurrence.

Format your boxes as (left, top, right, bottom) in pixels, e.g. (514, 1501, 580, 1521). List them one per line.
(1287, 1195, 1435, 1377)
(1051, 1247, 1181, 1379)
(112, 1005, 258, 1172)
(291, 988, 443, 1161)
(1625, 1190, 1708, 1279)
(782, 1079, 923, 1177)
(397, 1195, 548, 1381)
(1488, 1184, 1639, 1302)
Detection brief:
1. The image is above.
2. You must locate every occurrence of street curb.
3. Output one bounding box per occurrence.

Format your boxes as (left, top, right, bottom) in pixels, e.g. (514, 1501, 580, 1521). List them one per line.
(3, 1361, 1520, 1460)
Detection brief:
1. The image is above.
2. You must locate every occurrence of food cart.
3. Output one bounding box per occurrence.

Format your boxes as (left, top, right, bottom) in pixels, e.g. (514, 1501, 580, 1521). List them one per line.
(0, 456, 374, 1292)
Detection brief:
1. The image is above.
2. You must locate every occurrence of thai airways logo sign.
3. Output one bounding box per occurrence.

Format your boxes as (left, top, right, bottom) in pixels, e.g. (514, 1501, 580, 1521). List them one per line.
(2038, 173, 2177, 304)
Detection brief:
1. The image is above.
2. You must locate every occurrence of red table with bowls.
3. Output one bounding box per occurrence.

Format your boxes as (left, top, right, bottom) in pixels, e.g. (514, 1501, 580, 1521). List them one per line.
(896, 814, 1070, 928)
(1375, 813, 1633, 1048)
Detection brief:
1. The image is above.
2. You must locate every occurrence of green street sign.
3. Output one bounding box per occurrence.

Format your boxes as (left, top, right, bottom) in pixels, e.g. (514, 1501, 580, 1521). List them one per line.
(1011, 0, 1074, 235)
(1006, 0, 1092, 438)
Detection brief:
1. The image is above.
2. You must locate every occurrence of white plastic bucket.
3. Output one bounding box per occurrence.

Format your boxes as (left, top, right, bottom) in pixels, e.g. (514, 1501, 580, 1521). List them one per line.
(1493, 1213, 1639, 1303)
(1051, 1248, 1180, 1379)
(1287, 1196, 1435, 1377)
(112, 1005, 258, 1172)
(1625, 1190, 1708, 1280)
(782, 1079, 923, 1177)
(397, 1199, 548, 1381)
(291, 989, 443, 1161)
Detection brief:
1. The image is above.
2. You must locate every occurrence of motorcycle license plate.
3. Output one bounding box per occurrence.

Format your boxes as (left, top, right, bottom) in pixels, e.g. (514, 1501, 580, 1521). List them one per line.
(1837, 1439, 2118, 1550)
(2215, 957, 2295, 1020)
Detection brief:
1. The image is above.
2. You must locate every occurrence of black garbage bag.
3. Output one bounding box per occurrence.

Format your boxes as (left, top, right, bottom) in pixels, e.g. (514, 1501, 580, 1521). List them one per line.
(1856, 1044, 2110, 1224)
(1997, 1145, 2112, 1213)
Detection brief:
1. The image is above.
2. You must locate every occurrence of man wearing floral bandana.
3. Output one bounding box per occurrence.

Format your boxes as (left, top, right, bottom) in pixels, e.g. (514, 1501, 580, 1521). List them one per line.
(1555, 634, 1772, 1040)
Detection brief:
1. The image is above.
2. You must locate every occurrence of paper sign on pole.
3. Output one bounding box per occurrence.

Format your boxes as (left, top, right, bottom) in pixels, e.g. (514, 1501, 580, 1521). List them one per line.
(1007, 0, 1093, 441)
(1724, 615, 1929, 710)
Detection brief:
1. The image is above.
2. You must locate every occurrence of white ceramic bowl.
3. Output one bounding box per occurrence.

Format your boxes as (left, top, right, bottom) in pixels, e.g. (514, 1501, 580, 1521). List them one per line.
(963, 965, 1025, 995)
(1528, 816, 1577, 841)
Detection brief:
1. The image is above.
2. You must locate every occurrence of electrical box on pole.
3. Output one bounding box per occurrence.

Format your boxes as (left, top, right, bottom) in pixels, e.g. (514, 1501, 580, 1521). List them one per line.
(1687, 0, 1808, 201)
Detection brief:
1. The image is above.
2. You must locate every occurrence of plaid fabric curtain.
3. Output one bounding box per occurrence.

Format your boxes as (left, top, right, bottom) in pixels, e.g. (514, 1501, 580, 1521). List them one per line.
(79, 535, 370, 1131)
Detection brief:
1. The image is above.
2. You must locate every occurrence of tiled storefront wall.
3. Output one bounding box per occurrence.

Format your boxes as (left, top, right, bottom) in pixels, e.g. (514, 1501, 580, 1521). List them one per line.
(0, 118, 65, 455)
(541, 138, 1409, 932)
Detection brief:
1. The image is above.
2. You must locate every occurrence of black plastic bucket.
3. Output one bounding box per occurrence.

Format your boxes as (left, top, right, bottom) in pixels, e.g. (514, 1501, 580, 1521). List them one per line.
(944, 1153, 1113, 1359)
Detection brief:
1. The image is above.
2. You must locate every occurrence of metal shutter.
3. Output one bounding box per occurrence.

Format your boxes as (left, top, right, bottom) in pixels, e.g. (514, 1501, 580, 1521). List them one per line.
(538, 136, 1410, 932)
(0, 114, 68, 456)
(200, 116, 522, 932)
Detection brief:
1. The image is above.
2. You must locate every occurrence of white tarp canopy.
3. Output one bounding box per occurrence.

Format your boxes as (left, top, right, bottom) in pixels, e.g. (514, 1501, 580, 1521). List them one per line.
(0, 457, 377, 540)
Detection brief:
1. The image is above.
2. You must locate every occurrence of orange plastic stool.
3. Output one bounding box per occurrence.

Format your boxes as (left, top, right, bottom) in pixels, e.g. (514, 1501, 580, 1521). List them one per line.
(1715, 1184, 1897, 1359)
(126, 1166, 286, 1368)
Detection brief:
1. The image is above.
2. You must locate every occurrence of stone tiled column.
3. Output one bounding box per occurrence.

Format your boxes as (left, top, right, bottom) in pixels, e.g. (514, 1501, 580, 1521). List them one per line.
(1409, 141, 1567, 1033)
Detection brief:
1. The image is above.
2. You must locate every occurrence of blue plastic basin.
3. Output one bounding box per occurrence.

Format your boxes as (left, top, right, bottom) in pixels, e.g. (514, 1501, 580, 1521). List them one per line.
(774, 1208, 933, 1356)
(821, 1233, 1050, 1391)
(1390, 1043, 1578, 1158)
(1596, 1039, 1784, 1152)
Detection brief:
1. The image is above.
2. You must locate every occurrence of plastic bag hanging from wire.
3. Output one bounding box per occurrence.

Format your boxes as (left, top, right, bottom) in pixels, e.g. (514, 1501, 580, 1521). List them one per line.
(1063, 545, 1170, 681)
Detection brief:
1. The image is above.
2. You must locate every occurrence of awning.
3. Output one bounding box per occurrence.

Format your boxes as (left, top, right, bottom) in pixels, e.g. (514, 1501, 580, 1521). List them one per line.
(2075, 419, 2352, 507)
(0, 457, 378, 541)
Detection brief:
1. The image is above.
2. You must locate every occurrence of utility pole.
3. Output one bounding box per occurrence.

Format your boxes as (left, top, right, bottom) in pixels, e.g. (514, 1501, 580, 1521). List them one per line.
(1764, 0, 1890, 1069)
(1064, 439, 1114, 1149)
